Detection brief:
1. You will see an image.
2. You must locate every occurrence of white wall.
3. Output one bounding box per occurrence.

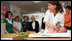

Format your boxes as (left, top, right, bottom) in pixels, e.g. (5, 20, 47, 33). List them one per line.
(10, 5, 21, 18)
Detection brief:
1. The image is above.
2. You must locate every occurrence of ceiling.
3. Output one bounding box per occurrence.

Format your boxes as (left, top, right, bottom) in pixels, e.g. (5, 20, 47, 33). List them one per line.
(5, 1, 71, 13)
(5, 1, 48, 13)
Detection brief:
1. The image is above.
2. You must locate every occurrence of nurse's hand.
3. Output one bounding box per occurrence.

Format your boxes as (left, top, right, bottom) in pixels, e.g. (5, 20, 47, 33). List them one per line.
(41, 29, 45, 33)
(53, 25, 58, 31)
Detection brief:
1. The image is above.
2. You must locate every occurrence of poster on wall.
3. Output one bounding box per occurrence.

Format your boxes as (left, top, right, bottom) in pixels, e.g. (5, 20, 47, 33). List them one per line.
(1, 1, 10, 19)
(21, 13, 44, 31)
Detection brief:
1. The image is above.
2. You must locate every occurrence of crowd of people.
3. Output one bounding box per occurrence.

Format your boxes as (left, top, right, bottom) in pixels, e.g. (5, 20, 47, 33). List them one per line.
(1, 1, 71, 34)
(2, 11, 40, 34)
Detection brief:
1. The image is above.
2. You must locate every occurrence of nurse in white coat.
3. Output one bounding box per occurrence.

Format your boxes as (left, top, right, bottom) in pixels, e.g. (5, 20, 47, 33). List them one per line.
(42, 1, 64, 33)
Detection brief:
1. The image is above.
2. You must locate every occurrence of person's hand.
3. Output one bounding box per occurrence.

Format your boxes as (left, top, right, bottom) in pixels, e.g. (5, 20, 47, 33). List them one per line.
(41, 29, 45, 33)
(57, 24, 61, 27)
(14, 31, 20, 34)
(6, 32, 9, 34)
(53, 25, 58, 31)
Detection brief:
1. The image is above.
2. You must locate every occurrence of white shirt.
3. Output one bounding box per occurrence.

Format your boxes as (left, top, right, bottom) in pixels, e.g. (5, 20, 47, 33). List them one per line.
(62, 7, 66, 15)
(43, 10, 64, 33)
(32, 22, 35, 29)
(13, 21, 22, 31)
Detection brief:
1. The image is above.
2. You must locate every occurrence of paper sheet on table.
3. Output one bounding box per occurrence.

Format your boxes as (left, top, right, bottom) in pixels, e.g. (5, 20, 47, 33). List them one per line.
(1, 38, 13, 40)
(28, 30, 71, 37)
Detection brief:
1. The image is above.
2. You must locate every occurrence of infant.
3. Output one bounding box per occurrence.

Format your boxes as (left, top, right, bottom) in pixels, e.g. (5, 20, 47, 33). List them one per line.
(47, 22, 67, 33)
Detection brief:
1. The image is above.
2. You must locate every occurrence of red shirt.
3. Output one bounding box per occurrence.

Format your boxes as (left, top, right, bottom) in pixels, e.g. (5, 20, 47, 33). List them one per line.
(64, 13, 71, 27)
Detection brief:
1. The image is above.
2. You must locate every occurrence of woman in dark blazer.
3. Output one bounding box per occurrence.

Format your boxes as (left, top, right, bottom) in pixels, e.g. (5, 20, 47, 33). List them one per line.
(22, 16, 30, 32)
(29, 16, 39, 33)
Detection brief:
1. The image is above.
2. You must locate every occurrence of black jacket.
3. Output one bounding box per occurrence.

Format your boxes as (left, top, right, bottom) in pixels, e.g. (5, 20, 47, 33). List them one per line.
(22, 21, 30, 32)
(29, 21, 39, 33)
(41, 18, 45, 29)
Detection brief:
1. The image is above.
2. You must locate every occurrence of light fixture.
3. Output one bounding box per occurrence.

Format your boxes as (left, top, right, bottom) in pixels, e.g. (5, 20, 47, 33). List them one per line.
(33, 1, 42, 3)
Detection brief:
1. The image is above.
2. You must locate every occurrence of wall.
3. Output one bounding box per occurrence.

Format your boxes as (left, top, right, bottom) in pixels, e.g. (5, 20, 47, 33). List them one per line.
(29, 11, 40, 14)
(1, 1, 22, 19)
(1, 1, 10, 19)
(10, 4, 21, 18)
(20, 8, 30, 14)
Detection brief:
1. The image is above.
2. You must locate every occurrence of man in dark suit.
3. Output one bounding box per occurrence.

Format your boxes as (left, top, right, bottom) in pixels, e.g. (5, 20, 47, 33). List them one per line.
(29, 16, 39, 33)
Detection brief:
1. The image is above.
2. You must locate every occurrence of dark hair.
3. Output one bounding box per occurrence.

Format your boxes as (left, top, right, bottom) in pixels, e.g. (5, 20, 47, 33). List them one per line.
(14, 16, 20, 22)
(5, 11, 13, 18)
(23, 16, 28, 19)
(48, 1, 64, 13)
(65, 6, 71, 10)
